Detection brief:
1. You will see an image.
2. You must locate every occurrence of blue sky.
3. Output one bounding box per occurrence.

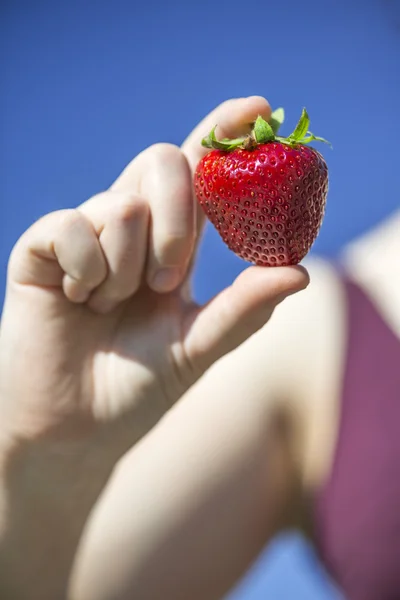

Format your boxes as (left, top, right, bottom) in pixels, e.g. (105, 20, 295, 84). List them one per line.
(1, 0, 399, 597)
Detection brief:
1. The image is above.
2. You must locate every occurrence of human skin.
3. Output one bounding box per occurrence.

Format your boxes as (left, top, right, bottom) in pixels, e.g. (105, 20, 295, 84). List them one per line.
(0, 96, 309, 599)
(5, 90, 396, 599)
(69, 211, 400, 600)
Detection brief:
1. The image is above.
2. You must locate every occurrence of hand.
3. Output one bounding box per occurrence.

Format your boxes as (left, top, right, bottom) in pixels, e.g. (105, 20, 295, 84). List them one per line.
(0, 97, 309, 599)
(0, 96, 308, 460)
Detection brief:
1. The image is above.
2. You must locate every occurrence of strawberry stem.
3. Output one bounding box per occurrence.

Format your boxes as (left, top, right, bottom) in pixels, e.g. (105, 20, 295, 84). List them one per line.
(201, 107, 331, 151)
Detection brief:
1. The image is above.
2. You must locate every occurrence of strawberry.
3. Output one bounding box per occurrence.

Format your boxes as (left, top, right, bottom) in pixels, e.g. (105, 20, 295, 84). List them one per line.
(194, 108, 329, 266)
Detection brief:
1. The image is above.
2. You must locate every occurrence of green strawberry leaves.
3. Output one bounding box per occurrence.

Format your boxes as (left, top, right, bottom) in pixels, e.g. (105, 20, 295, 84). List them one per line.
(201, 107, 331, 151)
(202, 108, 286, 150)
(289, 108, 310, 142)
(269, 107, 285, 134)
(201, 126, 247, 151)
(284, 108, 332, 147)
(253, 116, 275, 143)
(301, 132, 332, 147)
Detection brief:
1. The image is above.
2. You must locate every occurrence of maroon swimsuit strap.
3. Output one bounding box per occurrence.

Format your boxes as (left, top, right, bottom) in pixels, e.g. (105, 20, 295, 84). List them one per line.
(314, 277, 400, 600)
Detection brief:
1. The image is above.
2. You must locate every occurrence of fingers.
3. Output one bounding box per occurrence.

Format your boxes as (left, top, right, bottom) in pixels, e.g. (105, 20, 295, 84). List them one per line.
(112, 143, 195, 293)
(80, 145, 195, 306)
(100, 98, 272, 293)
(9, 141, 194, 308)
(125, 144, 194, 292)
(8, 209, 108, 303)
(180, 96, 272, 282)
(78, 193, 149, 313)
(181, 96, 272, 174)
(183, 266, 310, 374)
(9, 195, 149, 313)
(8, 98, 275, 310)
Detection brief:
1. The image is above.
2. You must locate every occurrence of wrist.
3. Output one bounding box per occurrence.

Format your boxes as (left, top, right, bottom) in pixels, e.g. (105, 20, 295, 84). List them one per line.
(0, 425, 114, 599)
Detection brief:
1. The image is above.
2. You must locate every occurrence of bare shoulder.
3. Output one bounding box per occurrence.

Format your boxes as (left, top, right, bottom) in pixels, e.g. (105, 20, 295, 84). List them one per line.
(342, 210, 400, 336)
(260, 256, 346, 391)
(195, 256, 348, 488)
(255, 256, 348, 487)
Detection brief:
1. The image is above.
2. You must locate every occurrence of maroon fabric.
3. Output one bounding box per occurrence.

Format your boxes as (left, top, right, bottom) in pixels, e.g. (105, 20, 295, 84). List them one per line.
(314, 278, 400, 600)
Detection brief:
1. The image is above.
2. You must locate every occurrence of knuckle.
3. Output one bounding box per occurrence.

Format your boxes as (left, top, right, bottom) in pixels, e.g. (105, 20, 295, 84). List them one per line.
(147, 143, 185, 168)
(9, 226, 34, 261)
(78, 192, 104, 211)
(57, 208, 87, 235)
(7, 239, 25, 275)
(7, 210, 81, 274)
(113, 194, 148, 223)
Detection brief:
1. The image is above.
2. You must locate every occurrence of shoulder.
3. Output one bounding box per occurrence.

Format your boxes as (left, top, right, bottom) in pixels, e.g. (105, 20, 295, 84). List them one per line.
(342, 211, 400, 336)
(257, 256, 348, 487)
(262, 256, 346, 392)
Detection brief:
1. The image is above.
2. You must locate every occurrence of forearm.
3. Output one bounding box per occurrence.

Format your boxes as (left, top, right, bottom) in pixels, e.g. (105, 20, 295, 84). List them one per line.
(0, 430, 113, 600)
(70, 353, 304, 600)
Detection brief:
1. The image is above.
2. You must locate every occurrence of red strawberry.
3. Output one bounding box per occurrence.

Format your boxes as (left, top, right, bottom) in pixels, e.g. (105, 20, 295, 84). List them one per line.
(194, 108, 329, 266)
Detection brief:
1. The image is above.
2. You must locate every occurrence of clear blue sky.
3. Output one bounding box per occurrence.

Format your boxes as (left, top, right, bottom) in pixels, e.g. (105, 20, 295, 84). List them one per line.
(1, 0, 399, 597)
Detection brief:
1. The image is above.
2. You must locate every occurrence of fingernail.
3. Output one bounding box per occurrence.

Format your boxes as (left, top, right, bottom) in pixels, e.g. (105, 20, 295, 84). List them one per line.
(151, 267, 181, 292)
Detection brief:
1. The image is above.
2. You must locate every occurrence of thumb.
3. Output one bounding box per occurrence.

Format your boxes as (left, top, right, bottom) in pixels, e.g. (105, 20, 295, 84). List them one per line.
(183, 265, 309, 374)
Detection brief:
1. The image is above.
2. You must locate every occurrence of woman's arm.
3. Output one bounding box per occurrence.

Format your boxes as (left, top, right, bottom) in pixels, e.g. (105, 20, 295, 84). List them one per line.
(0, 428, 115, 599)
(69, 357, 302, 600)
(69, 258, 346, 600)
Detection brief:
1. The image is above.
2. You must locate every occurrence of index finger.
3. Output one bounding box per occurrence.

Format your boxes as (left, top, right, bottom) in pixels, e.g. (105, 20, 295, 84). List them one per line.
(181, 96, 272, 174)
(180, 96, 272, 287)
